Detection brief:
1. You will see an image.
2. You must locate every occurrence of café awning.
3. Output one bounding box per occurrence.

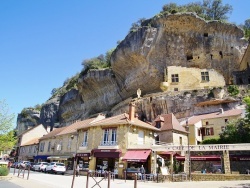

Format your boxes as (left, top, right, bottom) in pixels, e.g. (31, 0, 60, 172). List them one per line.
(92, 149, 121, 158)
(34, 155, 49, 160)
(122, 150, 151, 162)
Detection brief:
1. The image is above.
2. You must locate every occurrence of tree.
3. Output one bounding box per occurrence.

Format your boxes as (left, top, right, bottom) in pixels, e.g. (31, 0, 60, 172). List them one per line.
(242, 19, 250, 39)
(161, 0, 232, 21)
(202, 0, 233, 20)
(0, 100, 16, 151)
(0, 100, 14, 134)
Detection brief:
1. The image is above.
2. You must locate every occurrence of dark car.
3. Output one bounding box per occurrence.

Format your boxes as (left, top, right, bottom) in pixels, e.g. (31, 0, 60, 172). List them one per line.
(125, 167, 140, 179)
(11, 162, 19, 168)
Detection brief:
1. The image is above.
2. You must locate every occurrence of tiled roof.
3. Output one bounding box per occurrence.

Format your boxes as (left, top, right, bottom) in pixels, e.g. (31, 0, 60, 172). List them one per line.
(39, 127, 66, 140)
(187, 109, 243, 125)
(57, 118, 96, 136)
(153, 114, 187, 133)
(89, 113, 160, 131)
(21, 138, 40, 146)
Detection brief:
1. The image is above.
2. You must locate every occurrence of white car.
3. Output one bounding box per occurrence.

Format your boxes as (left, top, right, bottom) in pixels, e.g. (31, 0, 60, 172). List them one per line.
(33, 162, 49, 172)
(45, 162, 66, 175)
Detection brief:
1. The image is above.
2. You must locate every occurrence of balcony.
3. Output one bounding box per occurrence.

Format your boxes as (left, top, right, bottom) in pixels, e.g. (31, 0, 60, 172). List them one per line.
(98, 141, 119, 149)
(79, 142, 88, 150)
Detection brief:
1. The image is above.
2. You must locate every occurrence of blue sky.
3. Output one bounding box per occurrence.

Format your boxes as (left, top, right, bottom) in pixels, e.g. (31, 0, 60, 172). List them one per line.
(0, 0, 249, 127)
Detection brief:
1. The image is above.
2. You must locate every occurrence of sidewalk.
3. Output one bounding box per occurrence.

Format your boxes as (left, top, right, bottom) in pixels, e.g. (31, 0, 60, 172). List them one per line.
(1, 172, 250, 188)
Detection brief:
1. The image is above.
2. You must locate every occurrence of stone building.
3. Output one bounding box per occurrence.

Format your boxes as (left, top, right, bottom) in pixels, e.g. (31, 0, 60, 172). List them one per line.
(186, 108, 243, 145)
(17, 124, 48, 162)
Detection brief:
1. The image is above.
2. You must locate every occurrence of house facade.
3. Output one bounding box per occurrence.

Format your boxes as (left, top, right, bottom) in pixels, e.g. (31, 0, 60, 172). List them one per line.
(17, 124, 48, 162)
(160, 66, 225, 92)
(75, 103, 160, 178)
(186, 108, 243, 145)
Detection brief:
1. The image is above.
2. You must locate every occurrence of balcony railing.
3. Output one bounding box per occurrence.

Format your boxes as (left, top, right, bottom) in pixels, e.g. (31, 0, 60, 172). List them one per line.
(100, 141, 117, 146)
(81, 142, 88, 147)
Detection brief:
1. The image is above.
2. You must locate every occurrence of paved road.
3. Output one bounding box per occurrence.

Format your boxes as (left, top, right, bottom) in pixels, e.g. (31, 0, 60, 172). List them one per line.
(1, 169, 250, 188)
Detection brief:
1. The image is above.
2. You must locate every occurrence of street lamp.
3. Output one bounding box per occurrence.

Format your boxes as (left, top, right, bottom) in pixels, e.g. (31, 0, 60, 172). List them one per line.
(186, 119, 191, 181)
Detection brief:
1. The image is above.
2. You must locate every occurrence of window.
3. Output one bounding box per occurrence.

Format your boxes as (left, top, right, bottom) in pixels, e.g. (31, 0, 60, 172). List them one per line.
(48, 142, 51, 152)
(205, 128, 214, 136)
(101, 128, 117, 146)
(82, 131, 88, 147)
(225, 119, 228, 123)
(39, 142, 45, 152)
(67, 139, 71, 149)
(197, 129, 201, 136)
(205, 121, 209, 125)
(171, 74, 179, 83)
(138, 130, 144, 145)
(155, 121, 161, 129)
(29, 146, 32, 153)
(201, 72, 209, 81)
(221, 126, 225, 132)
(179, 137, 182, 145)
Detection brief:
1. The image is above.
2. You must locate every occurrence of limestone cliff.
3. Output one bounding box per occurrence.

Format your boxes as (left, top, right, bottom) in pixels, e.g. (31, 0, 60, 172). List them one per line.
(16, 13, 248, 132)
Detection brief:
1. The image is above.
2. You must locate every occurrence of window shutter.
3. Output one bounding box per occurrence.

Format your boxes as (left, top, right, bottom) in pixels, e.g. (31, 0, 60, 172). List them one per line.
(201, 128, 205, 136)
(198, 129, 200, 136)
(210, 128, 214, 135)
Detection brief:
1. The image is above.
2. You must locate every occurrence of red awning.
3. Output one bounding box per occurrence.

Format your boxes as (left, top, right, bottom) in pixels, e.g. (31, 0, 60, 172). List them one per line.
(176, 155, 221, 161)
(122, 150, 151, 162)
(92, 149, 121, 158)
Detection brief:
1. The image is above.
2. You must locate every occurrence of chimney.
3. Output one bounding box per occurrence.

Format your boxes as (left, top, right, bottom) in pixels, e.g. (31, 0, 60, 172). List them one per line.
(219, 108, 224, 114)
(129, 102, 136, 121)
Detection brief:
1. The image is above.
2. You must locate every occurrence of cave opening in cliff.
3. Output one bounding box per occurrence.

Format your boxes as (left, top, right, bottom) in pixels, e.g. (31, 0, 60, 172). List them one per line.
(186, 55, 193, 61)
(219, 51, 223, 59)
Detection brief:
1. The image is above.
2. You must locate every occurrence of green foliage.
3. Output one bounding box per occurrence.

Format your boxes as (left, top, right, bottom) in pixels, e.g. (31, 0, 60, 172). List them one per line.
(0, 100, 15, 135)
(50, 73, 80, 98)
(243, 96, 250, 123)
(242, 19, 250, 39)
(129, 18, 146, 33)
(0, 166, 9, 176)
(161, 0, 232, 21)
(219, 119, 250, 143)
(20, 109, 28, 118)
(34, 104, 42, 111)
(0, 130, 17, 151)
(201, 138, 220, 144)
(227, 85, 239, 96)
(80, 49, 114, 77)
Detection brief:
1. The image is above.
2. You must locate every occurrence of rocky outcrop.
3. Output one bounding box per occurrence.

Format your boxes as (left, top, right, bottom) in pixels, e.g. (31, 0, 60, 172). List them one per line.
(17, 13, 248, 130)
(16, 108, 40, 135)
(40, 97, 60, 130)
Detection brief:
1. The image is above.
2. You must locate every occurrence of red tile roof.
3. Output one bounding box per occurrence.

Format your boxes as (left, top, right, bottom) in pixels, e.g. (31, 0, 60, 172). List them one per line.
(153, 113, 187, 133)
(89, 113, 160, 131)
(57, 118, 96, 136)
(187, 109, 243, 125)
(39, 127, 66, 140)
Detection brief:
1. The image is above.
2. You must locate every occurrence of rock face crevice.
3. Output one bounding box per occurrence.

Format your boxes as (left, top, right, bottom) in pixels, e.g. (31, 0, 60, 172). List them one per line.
(16, 13, 248, 132)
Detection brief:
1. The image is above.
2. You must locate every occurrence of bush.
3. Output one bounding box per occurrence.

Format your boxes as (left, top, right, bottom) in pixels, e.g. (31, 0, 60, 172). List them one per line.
(0, 167, 9, 176)
(228, 85, 239, 96)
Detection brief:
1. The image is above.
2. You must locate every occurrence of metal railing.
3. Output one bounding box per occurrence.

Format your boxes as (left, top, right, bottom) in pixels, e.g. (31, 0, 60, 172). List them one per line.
(100, 141, 117, 146)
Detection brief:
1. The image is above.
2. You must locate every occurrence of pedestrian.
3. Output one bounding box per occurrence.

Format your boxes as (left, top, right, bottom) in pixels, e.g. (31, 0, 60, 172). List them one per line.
(76, 164, 80, 177)
(140, 165, 145, 180)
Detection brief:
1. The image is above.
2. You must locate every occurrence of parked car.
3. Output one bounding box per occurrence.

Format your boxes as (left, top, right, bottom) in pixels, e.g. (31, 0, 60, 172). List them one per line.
(33, 162, 49, 172)
(29, 162, 35, 171)
(11, 162, 19, 168)
(45, 162, 66, 175)
(18, 161, 30, 169)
